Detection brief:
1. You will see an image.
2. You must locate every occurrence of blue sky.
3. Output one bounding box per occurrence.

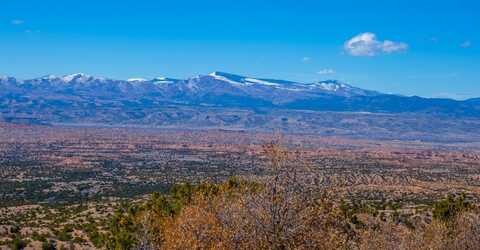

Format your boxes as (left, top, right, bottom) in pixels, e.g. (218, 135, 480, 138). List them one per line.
(1, 0, 479, 99)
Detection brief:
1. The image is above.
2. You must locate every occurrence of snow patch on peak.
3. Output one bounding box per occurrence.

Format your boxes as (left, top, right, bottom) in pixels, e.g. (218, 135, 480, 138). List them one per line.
(208, 71, 228, 77)
(0, 76, 18, 84)
(127, 78, 148, 82)
(320, 82, 341, 91)
(62, 73, 92, 82)
(310, 80, 352, 91)
(208, 72, 282, 87)
(0, 75, 14, 81)
(61, 73, 109, 83)
(244, 78, 280, 86)
(152, 77, 178, 84)
(208, 72, 244, 85)
(41, 75, 59, 80)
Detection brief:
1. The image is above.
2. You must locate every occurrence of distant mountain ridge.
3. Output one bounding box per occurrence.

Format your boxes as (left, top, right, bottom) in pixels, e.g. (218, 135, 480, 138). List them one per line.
(0, 72, 379, 98)
(1, 72, 480, 128)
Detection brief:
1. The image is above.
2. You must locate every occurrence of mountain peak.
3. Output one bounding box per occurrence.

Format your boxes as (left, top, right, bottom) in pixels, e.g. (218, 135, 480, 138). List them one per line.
(0, 76, 17, 83)
(62, 73, 91, 82)
(40, 75, 60, 80)
(207, 71, 247, 85)
(64, 73, 88, 77)
(127, 78, 148, 82)
(61, 73, 109, 83)
(152, 77, 179, 84)
(0, 75, 14, 80)
(313, 80, 350, 91)
(1, 72, 381, 97)
(207, 72, 290, 87)
(209, 71, 239, 77)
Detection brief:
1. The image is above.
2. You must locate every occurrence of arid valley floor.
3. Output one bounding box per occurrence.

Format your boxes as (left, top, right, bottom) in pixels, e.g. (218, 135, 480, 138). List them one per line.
(1, 123, 480, 249)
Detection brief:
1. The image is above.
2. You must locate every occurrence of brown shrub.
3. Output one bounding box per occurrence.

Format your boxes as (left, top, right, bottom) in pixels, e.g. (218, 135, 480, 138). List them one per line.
(156, 142, 355, 250)
(356, 212, 480, 250)
(126, 142, 480, 250)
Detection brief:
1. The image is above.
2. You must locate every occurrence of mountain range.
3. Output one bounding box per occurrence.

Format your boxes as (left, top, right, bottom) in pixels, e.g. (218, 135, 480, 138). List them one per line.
(1, 72, 480, 141)
(1, 72, 479, 115)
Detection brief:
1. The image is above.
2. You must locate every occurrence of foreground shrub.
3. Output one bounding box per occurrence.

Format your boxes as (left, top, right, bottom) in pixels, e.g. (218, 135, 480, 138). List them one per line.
(432, 193, 471, 222)
(105, 142, 480, 250)
(157, 143, 354, 249)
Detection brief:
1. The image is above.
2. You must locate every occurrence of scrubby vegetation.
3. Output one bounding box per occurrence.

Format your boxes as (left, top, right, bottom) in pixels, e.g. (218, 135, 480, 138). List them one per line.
(1, 140, 480, 249)
(100, 143, 480, 250)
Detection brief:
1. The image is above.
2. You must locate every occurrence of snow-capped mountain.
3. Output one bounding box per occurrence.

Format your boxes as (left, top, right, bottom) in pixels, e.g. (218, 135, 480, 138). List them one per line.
(208, 71, 293, 87)
(1, 72, 480, 126)
(205, 72, 378, 96)
(1, 71, 378, 98)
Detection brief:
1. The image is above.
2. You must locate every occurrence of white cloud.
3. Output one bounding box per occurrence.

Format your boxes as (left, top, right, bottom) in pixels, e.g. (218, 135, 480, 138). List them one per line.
(317, 68, 335, 75)
(302, 57, 311, 63)
(344, 32, 408, 56)
(460, 40, 472, 48)
(11, 19, 24, 25)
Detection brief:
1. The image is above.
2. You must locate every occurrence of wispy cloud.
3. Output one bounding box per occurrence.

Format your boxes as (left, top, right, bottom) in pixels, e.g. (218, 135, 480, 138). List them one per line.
(460, 40, 472, 48)
(11, 19, 24, 25)
(302, 57, 311, 63)
(344, 32, 408, 56)
(24, 29, 40, 34)
(317, 68, 335, 75)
